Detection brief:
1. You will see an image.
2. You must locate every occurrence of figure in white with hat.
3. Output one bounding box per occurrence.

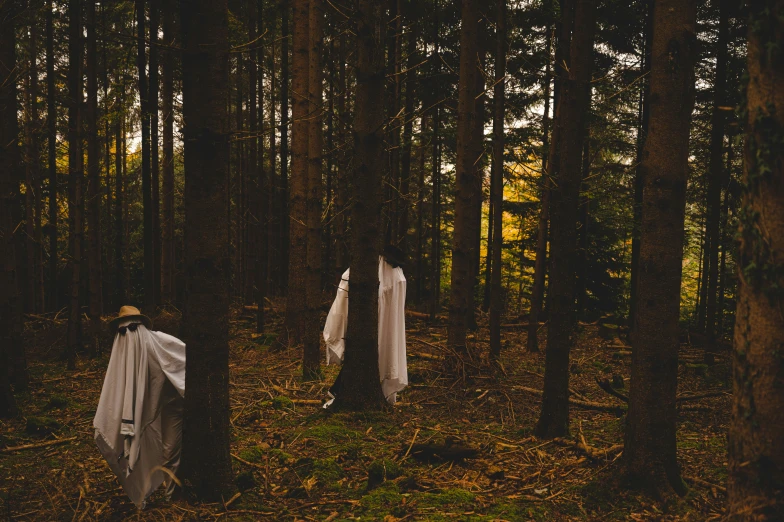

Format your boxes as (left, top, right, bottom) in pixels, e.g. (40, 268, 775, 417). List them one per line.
(93, 306, 186, 508)
(323, 244, 408, 405)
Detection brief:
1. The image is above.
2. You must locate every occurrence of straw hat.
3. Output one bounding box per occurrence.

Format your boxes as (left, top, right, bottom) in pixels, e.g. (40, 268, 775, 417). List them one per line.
(109, 305, 152, 331)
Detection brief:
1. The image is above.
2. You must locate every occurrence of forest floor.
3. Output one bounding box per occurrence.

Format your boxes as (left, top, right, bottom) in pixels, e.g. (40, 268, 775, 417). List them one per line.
(1, 300, 731, 521)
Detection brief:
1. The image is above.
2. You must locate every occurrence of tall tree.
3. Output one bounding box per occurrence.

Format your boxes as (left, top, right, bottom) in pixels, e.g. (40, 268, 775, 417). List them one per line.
(489, 0, 506, 360)
(703, 0, 729, 362)
(66, 0, 84, 370)
(279, 2, 290, 293)
(46, 0, 57, 312)
(623, 0, 697, 496)
(180, 0, 233, 499)
(284, 0, 309, 346)
(136, 0, 154, 309)
(150, 0, 161, 307)
(535, 0, 595, 438)
(1, 0, 22, 417)
(303, 0, 323, 378)
(447, 0, 481, 372)
(114, 98, 125, 306)
(527, 0, 573, 353)
(87, 0, 103, 339)
(728, 1, 784, 517)
(161, 0, 175, 303)
(398, 27, 416, 255)
(255, 0, 267, 333)
(330, 0, 388, 410)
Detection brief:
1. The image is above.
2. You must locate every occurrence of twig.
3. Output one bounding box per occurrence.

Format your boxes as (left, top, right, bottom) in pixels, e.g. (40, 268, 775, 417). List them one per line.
(512, 386, 624, 414)
(684, 475, 727, 494)
(1, 437, 77, 453)
(403, 428, 421, 459)
(552, 437, 623, 460)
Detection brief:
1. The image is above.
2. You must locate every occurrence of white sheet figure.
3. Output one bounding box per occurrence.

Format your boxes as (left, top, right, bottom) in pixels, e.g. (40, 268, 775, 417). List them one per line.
(93, 319, 185, 508)
(323, 256, 408, 404)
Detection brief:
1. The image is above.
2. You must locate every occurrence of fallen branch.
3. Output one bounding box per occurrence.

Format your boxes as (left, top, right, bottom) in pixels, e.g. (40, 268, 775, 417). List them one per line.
(595, 378, 629, 403)
(231, 453, 266, 470)
(1, 436, 77, 453)
(684, 475, 727, 494)
(676, 390, 728, 402)
(552, 437, 623, 460)
(406, 310, 445, 320)
(409, 351, 442, 361)
(512, 386, 625, 414)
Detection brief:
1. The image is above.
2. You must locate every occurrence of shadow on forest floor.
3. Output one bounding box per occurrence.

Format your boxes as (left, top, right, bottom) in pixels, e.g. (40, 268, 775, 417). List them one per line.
(1, 300, 730, 521)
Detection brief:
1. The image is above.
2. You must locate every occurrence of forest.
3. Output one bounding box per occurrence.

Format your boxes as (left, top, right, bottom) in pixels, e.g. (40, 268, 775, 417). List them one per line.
(0, 0, 782, 520)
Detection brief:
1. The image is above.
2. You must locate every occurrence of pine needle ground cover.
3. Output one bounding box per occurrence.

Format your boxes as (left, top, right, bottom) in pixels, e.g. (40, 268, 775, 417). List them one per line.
(0, 302, 729, 521)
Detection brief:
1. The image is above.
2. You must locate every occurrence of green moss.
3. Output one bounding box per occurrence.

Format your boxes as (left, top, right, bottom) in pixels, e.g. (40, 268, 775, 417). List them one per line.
(305, 423, 362, 443)
(25, 416, 60, 436)
(272, 395, 294, 410)
(312, 458, 345, 490)
(44, 394, 70, 410)
(367, 459, 402, 488)
(416, 488, 475, 509)
(359, 482, 403, 514)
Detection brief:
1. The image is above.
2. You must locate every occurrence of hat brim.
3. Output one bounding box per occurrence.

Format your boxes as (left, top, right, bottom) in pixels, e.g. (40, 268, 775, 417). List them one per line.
(108, 314, 152, 332)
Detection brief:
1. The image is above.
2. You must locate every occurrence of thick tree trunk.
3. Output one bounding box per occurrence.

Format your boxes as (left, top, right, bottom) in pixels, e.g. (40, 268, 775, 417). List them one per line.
(304, 0, 323, 378)
(26, 19, 44, 314)
(46, 0, 57, 313)
(161, 0, 175, 304)
(535, 0, 595, 439)
(704, 0, 728, 362)
(728, 2, 784, 517)
(86, 0, 103, 352)
(489, 0, 506, 361)
(1, 0, 23, 416)
(330, 0, 388, 411)
(136, 0, 154, 310)
(334, 31, 348, 276)
(284, 0, 309, 346)
(623, 0, 697, 497)
(67, 0, 84, 370)
(447, 0, 480, 373)
(528, 0, 571, 353)
(180, 0, 233, 500)
(575, 133, 591, 316)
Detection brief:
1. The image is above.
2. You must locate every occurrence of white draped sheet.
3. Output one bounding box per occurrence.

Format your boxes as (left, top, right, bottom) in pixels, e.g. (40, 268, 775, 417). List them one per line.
(93, 320, 185, 507)
(323, 257, 408, 404)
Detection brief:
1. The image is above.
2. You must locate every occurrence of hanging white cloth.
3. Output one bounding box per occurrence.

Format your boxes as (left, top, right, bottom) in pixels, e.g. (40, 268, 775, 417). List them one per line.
(323, 256, 408, 404)
(93, 320, 186, 508)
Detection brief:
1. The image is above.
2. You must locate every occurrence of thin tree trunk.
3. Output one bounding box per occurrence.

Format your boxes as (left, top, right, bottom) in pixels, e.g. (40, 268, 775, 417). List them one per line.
(535, 0, 595, 438)
(528, 0, 570, 353)
(704, 0, 728, 362)
(46, 0, 57, 312)
(280, 2, 290, 293)
(136, 0, 154, 310)
(330, 0, 388, 411)
(467, 52, 485, 331)
(114, 104, 125, 306)
(24, 32, 37, 314)
(728, 3, 784, 516)
(161, 0, 175, 304)
(623, 0, 697, 497)
(27, 17, 44, 313)
(150, 0, 160, 307)
(398, 28, 415, 257)
(284, 0, 309, 347)
(415, 114, 427, 304)
(447, 0, 481, 372)
(67, 0, 84, 370)
(575, 132, 591, 317)
(304, 0, 323, 378)
(697, 223, 709, 332)
(716, 135, 732, 338)
(180, 0, 233, 499)
(334, 31, 348, 276)
(430, 5, 441, 320)
(267, 8, 277, 299)
(247, 1, 259, 315)
(257, 0, 268, 332)
(489, 0, 507, 360)
(1, 0, 24, 415)
(87, 0, 103, 354)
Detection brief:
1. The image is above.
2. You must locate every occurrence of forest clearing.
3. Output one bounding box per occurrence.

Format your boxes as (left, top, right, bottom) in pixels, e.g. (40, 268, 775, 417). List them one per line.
(1, 305, 731, 521)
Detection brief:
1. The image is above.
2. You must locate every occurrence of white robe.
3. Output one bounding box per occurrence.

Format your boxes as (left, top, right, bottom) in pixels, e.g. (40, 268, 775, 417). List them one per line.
(93, 320, 186, 507)
(323, 257, 408, 403)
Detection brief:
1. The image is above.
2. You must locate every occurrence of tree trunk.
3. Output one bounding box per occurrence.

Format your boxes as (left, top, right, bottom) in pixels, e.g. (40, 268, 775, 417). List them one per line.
(430, 6, 441, 320)
(623, 0, 697, 498)
(334, 31, 348, 276)
(628, 0, 653, 334)
(447, 0, 480, 372)
(136, 0, 154, 310)
(575, 133, 591, 317)
(280, 2, 290, 293)
(285, 0, 309, 346)
(535, 0, 595, 438)
(46, 0, 57, 313)
(489, 0, 506, 361)
(67, 0, 84, 370)
(26, 17, 44, 314)
(330, 0, 388, 411)
(180, 0, 233, 499)
(467, 51, 485, 332)
(728, 2, 784, 517)
(114, 103, 125, 306)
(716, 136, 732, 338)
(398, 28, 415, 256)
(161, 0, 175, 304)
(0, 0, 23, 416)
(528, 0, 571, 353)
(704, 0, 728, 362)
(150, 0, 160, 307)
(304, 0, 323, 378)
(87, 0, 103, 350)
(415, 114, 427, 304)
(697, 225, 709, 332)
(256, 0, 268, 333)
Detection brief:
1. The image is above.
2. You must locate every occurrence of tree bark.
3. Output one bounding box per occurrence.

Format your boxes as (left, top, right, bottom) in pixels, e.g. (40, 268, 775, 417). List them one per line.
(256, 0, 268, 333)
(334, 31, 348, 276)
(284, 0, 309, 346)
(398, 27, 415, 256)
(728, 2, 784, 517)
(46, 0, 57, 313)
(575, 133, 591, 317)
(447, 0, 480, 373)
(489, 0, 506, 361)
(150, 0, 160, 307)
(136, 0, 154, 310)
(67, 0, 84, 370)
(535, 0, 595, 438)
(704, 0, 728, 362)
(87, 0, 103, 350)
(26, 16, 44, 314)
(430, 5, 441, 320)
(304, 0, 323, 378)
(280, 2, 290, 293)
(330, 0, 388, 411)
(114, 102, 125, 306)
(180, 0, 233, 500)
(623, 0, 697, 497)
(161, 0, 175, 304)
